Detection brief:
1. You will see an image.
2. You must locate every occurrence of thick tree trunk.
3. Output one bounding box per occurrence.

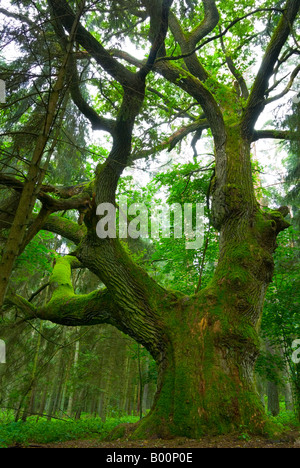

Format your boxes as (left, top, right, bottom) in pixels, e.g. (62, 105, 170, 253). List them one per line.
(134, 324, 264, 438)
(106, 131, 289, 438)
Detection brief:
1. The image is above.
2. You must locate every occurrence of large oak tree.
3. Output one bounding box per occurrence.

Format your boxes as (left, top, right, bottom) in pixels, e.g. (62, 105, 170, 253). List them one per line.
(0, 0, 299, 438)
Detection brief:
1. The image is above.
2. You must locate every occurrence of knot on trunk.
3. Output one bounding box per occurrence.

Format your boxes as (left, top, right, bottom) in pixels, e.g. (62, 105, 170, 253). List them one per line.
(255, 207, 291, 253)
(269, 206, 291, 234)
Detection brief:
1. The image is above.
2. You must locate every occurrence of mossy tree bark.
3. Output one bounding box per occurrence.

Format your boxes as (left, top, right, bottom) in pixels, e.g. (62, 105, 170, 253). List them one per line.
(2, 0, 299, 438)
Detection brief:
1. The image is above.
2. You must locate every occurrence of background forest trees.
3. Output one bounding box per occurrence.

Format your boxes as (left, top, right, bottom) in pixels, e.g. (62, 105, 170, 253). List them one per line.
(0, 0, 299, 437)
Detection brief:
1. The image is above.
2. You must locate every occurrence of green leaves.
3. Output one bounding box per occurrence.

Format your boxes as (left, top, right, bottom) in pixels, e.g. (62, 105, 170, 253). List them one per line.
(14, 230, 56, 279)
(116, 160, 218, 294)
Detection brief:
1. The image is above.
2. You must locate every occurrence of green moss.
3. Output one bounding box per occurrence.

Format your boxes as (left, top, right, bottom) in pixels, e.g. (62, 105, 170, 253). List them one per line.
(50, 256, 80, 286)
(49, 256, 80, 300)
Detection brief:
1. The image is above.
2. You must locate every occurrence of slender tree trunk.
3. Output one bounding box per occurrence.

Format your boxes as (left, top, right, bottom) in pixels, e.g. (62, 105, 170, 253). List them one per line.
(283, 383, 294, 412)
(38, 383, 49, 420)
(137, 344, 144, 420)
(22, 321, 43, 422)
(267, 381, 280, 417)
(120, 353, 130, 415)
(67, 338, 80, 417)
(0, 62, 69, 309)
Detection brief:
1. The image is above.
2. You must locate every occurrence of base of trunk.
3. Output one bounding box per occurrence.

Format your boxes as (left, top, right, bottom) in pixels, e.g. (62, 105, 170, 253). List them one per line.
(108, 314, 283, 441)
(130, 374, 269, 440)
(106, 407, 282, 442)
(106, 352, 282, 441)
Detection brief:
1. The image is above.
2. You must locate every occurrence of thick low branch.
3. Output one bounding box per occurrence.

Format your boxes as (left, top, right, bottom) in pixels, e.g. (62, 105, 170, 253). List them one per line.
(4, 293, 37, 318)
(4, 257, 118, 327)
(5, 254, 167, 362)
(42, 215, 87, 244)
(0, 173, 93, 214)
(35, 256, 117, 326)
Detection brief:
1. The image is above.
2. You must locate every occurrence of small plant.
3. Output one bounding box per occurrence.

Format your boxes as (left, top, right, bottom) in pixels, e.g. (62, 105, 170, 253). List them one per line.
(238, 426, 251, 442)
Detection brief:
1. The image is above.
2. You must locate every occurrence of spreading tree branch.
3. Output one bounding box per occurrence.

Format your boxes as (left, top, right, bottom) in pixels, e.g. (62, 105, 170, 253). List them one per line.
(265, 63, 300, 105)
(42, 215, 87, 245)
(48, 4, 117, 135)
(252, 129, 300, 142)
(5, 256, 118, 327)
(139, 0, 174, 77)
(48, 0, 136, 86)
(219, 28, 249, 100)
(0, 173, 93, 214)
(157, 7, 285, 63)
(242, 0, 300, 138)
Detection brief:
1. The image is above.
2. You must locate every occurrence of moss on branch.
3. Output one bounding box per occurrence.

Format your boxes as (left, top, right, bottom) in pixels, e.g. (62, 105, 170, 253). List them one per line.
(4, 256, 117, 327)
(35, 255, 115, 326)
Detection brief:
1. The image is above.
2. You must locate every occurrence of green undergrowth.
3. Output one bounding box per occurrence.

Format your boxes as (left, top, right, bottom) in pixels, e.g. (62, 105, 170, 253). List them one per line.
(0, 410, 298, 447)
(238, 410, 300, 441)
(268, 410, 300, 432)
(0, 413, 139, 448)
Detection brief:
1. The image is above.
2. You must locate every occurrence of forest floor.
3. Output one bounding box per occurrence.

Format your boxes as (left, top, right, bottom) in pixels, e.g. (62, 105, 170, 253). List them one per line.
(11, 430, 300, 449)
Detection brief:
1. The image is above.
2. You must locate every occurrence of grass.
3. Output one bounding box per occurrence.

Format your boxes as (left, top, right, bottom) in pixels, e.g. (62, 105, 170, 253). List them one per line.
(0, 412, 139, 448)
(0, 410, 298, 448)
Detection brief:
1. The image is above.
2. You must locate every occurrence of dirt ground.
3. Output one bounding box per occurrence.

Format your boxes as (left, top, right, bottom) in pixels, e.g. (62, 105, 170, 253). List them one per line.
(9, 430, 300, 448)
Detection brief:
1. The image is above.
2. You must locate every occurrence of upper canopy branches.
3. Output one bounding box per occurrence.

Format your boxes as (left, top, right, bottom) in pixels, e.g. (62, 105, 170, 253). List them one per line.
(2, 0, 297, 158)
(48, 0, 137, 87)
(241, 0, 300, 139)
(0, 1, 299, 224)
